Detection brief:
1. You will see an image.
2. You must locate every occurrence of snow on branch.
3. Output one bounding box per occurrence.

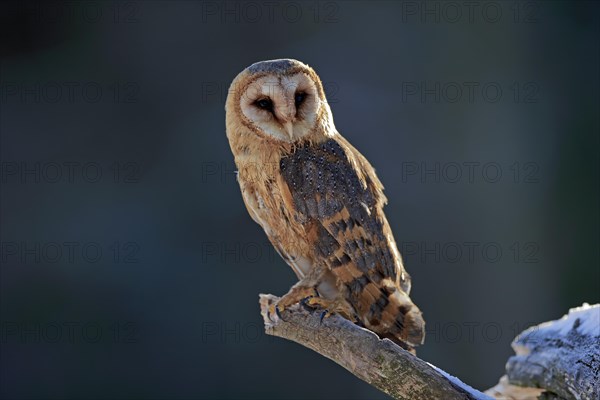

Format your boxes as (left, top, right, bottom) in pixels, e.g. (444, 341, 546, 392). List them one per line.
(487, 303, 600, 400)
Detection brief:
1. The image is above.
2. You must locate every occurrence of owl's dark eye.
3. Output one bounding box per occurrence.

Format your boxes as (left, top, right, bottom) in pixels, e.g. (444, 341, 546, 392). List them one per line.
(295, 92, 306, 107)
(255, 98, 273, 112)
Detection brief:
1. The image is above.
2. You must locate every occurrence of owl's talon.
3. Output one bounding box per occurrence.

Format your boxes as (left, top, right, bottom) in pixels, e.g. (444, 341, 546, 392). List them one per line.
(300, 293, 320, 307)
(267, 303, 285, 322)
(299, 296, 334, 323)
(300, 296, 314, 311)
(275, 305, 284, 320)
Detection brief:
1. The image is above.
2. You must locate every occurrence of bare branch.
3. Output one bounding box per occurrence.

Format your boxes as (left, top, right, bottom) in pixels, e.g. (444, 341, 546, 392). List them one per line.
(259, 294, 492, 400)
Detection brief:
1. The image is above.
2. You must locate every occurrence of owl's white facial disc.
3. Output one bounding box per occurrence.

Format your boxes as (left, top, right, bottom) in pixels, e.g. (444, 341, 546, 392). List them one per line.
(239, 73, 320, 142)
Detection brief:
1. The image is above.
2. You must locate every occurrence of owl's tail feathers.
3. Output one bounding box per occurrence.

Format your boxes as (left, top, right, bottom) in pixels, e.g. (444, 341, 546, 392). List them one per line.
(380, 290, 425, 352)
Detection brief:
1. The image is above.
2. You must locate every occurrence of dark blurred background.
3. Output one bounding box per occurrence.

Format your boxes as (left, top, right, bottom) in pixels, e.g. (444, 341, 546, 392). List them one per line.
(0, 1, 598, 399)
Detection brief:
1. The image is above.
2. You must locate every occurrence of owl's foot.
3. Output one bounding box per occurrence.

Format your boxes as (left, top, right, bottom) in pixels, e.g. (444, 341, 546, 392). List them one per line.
(267, 303, 283, 322)
(300, 295, 329, 310)
(300, 296, 357, 323)
(267, 286, 319, 322)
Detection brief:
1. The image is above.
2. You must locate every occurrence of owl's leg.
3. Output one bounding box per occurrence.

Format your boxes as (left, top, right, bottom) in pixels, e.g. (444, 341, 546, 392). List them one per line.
(301, 272, 356, 321)
(268, 284, 318, 321)
(302, 296, 357, 323)
(268, 265, 326, 321)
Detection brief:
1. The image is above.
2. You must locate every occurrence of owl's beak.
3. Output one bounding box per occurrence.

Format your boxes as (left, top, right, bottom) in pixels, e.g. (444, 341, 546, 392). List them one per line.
(283, 121, 294, 139)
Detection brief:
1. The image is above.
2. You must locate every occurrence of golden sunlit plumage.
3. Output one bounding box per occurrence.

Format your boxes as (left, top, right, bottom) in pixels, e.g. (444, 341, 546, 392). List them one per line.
(225, 59, 425, 351)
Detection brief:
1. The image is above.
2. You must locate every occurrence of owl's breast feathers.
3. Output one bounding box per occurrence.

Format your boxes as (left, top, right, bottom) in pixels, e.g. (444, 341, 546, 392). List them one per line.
(278, 137, 425, 348)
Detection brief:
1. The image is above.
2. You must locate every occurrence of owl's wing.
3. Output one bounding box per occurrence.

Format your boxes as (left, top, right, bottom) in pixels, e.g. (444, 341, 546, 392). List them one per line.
(279, 136, 424, 347)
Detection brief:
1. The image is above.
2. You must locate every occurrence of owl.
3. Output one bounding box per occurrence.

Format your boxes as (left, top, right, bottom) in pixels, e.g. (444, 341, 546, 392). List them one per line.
(225, 59, 425, 350)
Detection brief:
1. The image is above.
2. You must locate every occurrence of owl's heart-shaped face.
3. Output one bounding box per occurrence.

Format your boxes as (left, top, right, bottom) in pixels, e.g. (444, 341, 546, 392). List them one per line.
(226, 59, 335, 143)
(239, 72, 320, 142)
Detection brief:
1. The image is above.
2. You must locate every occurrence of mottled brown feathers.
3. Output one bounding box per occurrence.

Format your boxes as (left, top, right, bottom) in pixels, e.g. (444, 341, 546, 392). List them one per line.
(279, 138, 424, 347)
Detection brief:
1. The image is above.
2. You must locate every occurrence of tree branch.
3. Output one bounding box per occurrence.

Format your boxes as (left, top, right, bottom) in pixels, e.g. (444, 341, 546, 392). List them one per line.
(489, 303, 600, 400)
(259, 294, 492, 400)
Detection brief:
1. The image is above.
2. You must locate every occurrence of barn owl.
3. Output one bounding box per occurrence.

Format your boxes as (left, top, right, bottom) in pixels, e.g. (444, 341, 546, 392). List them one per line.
(225, 59, 425, 350)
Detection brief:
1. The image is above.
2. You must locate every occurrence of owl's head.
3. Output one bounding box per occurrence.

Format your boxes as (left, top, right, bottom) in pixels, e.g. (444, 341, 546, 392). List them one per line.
(226, 59, 335, 143)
